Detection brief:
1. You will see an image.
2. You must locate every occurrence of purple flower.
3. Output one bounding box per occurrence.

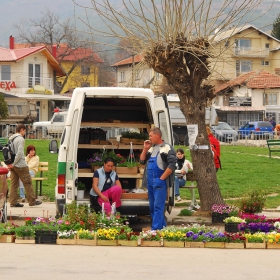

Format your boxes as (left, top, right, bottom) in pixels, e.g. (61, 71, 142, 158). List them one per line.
(193, 234, 198, 240)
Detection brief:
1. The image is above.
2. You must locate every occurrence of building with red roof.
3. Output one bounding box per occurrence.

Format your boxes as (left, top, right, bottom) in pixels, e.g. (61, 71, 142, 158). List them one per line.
(0, 36, 70, 123)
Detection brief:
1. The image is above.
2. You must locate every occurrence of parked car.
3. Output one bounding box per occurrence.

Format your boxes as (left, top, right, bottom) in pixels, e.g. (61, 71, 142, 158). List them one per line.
(238, 121, 274, 140)
(211, 122, 238, 142)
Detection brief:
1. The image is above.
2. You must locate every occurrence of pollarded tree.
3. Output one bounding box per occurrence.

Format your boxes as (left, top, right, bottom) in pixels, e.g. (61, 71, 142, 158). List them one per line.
(271, 13, 280, 40)
(75, 0, 274, 210)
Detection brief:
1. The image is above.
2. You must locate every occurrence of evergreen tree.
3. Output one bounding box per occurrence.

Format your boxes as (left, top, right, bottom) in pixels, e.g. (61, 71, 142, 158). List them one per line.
(0, 93, 8, 121)
(271, 13, 280, 40)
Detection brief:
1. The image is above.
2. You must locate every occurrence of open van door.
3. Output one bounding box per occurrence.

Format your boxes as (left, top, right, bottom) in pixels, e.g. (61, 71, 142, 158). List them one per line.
(153, 94, 174, 213)
(154, 94, 174, 145)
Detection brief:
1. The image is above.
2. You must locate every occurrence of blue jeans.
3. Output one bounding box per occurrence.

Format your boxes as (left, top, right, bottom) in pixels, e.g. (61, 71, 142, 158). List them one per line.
(175, 176, 186, 197)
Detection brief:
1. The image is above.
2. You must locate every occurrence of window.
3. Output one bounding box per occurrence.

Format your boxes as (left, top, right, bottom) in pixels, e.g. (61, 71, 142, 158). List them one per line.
(1, 65, 11, 80)
(81, 66, 90, 75)
(236, 60, 252, 75)
(17, 105, 23, 115)
(263, 93, 277, 105)
(265, 43, 270, 49)
(120, 71, 125, 82)
(8, 105, 15, 114)
(225, 40, 229, 47)
(81, 82, 90, 87)
(53, 115, 64, 122)
(261, 60, 270, 66)
(28, 64, 41, 87)
(235, 39, 251, 55)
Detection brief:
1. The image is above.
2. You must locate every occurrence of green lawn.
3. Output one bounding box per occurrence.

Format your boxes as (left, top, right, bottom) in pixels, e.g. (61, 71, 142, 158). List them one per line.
(15, 141, 280, 208)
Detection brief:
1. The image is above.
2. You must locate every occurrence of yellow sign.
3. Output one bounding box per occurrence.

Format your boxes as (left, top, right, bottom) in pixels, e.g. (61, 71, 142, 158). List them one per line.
(27, 85, 52, 95)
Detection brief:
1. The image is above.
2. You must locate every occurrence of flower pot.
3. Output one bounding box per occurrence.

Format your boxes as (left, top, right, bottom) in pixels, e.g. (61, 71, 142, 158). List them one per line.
(186, 242, 204, 248)
(163, 241, 185, 248)
(267, 243, 280, 249)
(211, 212, 229, 223)
(204, 242, 225, 249)
(97, 239, 118, 246)
(141, 240, 163, 247)
(225, 223, 240, 233)
(77, 190, 85, 200)
(77, 236, 97, 246)
(91, 165, 101, 172)
(225, 243, 245, 249)
(35, 230, 57, 244)
(57, 236, 77, 245)
(245, 242, 266, 249)
(118, 240, 138, 247)
(0, 234, 15, 243)
(15, 238, 35, 244)
(116, 167, 138, 174)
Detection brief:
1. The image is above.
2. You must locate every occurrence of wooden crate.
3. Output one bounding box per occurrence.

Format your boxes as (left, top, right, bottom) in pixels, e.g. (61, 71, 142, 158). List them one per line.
(121, 193, 148, 199)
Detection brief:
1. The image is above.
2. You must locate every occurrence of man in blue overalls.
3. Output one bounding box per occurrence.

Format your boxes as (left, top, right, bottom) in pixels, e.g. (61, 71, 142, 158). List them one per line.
(140, 127, 176, 230)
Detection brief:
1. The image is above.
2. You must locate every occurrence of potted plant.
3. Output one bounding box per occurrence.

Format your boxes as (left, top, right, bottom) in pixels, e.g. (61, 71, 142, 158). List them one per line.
(211, 204, 234, 223)
(15, 225, 35, 243)
(117, 227, 139, 246)
(87, 152, 103, 171)
(0, 223, 17, 243)
(77, 181, 86, 199)
(224, 232, 246, 249)
(237, 189, 267, 214)
(120, 131, 148, 144)
(77, 229, 96, 245)
(223, 216, 245, 233)
(160, 226, 186, 248)
(139, 230, 163, 247)
(245, 232, 266, 249)
(57, 230, 77, 245)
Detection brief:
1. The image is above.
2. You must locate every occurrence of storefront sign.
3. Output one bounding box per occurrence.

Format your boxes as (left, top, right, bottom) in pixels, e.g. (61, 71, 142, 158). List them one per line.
(27, 85, 52, 95)
(0, 81, 16, 91)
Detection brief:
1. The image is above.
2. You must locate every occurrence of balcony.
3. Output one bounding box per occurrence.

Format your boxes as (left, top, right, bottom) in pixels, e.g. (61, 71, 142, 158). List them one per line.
(15, 76, 54, 90)
(232, 47, 269, 58)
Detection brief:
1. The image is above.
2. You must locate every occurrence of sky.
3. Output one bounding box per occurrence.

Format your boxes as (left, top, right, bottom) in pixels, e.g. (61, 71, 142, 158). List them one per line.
(1, 0, 280, 48)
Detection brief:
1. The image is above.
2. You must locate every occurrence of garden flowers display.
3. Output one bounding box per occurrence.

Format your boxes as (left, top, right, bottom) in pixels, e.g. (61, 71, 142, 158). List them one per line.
(96, 228, 120, 240)
(139, 230, 162, 241)
(223, 217, 245, 224)
(77, 229, 96, 240)
(244, 232, 266, 243)
(238, 190, 266, 214)
(211, 204, 234, 214)
(57, 230, 77, 239)
(238, 222, 275, 233)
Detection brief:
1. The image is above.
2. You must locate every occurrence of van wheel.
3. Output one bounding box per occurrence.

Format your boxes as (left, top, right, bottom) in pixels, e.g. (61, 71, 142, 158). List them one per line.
(173, 132, 179, 145)
(184, 135, 189, 146)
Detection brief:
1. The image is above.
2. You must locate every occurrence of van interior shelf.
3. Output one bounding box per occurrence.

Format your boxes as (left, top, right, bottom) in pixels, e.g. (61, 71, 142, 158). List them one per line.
(78, 170, 143, 178)
(78, 144, 144, 149)
(80, 122, 150, 129)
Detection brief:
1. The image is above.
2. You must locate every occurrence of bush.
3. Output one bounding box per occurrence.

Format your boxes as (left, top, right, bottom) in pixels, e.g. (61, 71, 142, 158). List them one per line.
(237, 190, 267, 214)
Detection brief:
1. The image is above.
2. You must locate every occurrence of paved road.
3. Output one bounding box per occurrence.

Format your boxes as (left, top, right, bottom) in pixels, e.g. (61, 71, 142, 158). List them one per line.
(1, 243, 280, 280)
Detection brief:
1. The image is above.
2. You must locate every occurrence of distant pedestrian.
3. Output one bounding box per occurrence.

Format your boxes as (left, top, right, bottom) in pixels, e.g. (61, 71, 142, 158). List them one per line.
(206, 126, 221, 172)
(269, 117, 276, 129)
(7, 124, 42, 207)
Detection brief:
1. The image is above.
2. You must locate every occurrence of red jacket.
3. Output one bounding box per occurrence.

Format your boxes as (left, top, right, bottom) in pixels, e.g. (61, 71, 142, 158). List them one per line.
(208, 134, 221, 169)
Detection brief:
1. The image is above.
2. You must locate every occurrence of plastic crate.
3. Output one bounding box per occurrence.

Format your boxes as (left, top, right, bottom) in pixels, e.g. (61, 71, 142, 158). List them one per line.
(35, 230, 57, 244)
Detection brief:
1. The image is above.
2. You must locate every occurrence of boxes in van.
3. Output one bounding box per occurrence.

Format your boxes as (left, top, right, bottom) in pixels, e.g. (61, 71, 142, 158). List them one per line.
(49, 87, 174, 218)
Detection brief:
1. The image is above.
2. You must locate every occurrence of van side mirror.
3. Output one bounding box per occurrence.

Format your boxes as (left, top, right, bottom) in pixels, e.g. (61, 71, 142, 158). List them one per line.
(49, 139, 58, 154)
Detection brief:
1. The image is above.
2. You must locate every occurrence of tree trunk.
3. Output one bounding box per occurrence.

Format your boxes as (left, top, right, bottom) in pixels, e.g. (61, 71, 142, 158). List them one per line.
(178, 89, 224, 210)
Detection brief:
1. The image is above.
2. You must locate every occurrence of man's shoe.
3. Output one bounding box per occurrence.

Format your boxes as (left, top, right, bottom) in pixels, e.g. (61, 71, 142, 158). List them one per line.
(176, 196, 182, 202)
(11, 203, 24, 207)
(30, 201, 42, 206)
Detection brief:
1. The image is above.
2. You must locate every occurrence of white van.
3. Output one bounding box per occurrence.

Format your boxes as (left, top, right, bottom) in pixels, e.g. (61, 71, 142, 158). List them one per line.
(49, 87, 174, 218)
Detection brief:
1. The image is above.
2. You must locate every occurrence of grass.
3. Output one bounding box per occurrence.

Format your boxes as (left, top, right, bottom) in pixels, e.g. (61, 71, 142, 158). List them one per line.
(12, 141, 280, 209)
(175, 145, 280, 209)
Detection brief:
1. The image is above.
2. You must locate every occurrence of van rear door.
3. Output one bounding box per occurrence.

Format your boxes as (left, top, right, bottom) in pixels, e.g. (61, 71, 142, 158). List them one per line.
(154, 94, 173, 145)
(153, 94, 175, 212)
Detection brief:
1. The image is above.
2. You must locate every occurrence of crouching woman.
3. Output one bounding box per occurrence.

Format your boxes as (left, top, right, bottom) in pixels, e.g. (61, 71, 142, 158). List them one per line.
(90, 157, 122, 215)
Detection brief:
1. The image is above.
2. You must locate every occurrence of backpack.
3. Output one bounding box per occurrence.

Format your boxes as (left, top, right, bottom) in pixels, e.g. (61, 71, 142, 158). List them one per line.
(2, 136, 19, 165)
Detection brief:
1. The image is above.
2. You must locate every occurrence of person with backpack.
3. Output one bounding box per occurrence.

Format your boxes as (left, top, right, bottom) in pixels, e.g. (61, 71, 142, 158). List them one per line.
(140, 127, 176, 230)
(6, 124, 42, 207)
(206, 126, 221, 172)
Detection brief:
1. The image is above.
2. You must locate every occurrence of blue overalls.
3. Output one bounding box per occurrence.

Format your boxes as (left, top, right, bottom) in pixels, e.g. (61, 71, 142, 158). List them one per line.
(147, 152, 167, 230)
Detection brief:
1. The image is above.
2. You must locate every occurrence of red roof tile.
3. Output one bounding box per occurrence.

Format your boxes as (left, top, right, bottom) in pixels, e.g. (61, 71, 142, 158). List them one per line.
(215, 70, 280, 94)
(111, 53, 143, 66)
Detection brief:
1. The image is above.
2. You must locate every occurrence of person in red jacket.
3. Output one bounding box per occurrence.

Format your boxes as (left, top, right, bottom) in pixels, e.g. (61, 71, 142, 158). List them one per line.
(206, 126, 221, 172)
